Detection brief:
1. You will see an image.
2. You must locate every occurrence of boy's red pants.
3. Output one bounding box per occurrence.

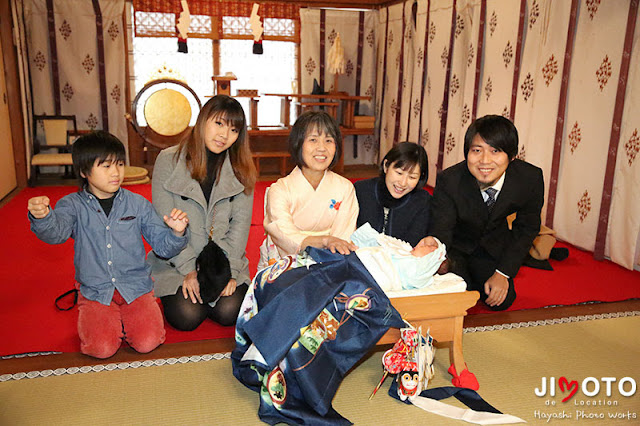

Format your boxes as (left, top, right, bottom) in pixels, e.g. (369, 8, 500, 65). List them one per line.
(77, 289, 165, 359)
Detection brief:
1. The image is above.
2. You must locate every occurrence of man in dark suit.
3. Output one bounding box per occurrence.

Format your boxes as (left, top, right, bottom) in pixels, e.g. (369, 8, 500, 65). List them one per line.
(419, 115, 544, 310)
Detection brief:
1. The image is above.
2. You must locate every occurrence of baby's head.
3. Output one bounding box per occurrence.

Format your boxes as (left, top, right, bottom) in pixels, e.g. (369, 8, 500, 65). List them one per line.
(410, 244, 437, 257)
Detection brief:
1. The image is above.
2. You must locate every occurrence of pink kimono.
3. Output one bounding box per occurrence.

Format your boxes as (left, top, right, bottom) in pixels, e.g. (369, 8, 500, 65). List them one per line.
(259, 167, 359, 269)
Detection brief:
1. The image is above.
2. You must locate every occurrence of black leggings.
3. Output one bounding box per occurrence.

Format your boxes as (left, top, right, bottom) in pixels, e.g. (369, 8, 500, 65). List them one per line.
(161, 285, 248, 331)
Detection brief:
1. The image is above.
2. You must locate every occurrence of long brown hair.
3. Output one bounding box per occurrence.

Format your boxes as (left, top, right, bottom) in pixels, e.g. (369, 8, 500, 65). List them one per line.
(176, 95, 256, 193)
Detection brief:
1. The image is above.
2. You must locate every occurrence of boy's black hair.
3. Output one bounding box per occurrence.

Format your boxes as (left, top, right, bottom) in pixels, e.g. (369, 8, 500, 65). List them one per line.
(72, 131, 126, 187)
(380, 142, 429, 190)
(288, 111, 342, 170)
(463, 115, 519, 160)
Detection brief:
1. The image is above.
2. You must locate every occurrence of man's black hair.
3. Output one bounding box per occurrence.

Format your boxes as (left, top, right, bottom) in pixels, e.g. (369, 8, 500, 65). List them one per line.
(463, 115, 519, 160)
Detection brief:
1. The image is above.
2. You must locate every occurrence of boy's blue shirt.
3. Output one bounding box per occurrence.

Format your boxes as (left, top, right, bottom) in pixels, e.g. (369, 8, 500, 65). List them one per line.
(29, 187, 187, 305)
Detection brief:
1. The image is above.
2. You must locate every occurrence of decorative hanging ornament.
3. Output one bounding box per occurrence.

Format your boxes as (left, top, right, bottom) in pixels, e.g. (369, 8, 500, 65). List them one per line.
(176, 0, 191, 53)
(369, 324, 435, 401)
(250, 3, 264, 54)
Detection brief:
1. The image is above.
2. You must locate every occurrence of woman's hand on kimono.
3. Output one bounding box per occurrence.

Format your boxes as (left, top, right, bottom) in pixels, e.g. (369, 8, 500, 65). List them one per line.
(323, 236, 358, 255)
(220, 278, 237, 297)
(182, 270, 203, 304)
(302, 235, 357, 255)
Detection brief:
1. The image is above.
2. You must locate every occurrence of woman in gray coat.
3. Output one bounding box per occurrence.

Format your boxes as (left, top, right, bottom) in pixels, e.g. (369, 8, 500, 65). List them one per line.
(149, 95, 257, 330)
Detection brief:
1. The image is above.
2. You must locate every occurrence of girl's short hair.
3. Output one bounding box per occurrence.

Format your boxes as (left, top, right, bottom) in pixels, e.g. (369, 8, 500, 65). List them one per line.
(72, 130, 126, 188)
(380, 142, 429, 189)
(177, 95, 256, 193)
(288, 111, 342, 170)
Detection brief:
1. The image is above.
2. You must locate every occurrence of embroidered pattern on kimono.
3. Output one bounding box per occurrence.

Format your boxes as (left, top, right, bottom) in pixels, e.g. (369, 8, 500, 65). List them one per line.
(232, 248, 404, 425)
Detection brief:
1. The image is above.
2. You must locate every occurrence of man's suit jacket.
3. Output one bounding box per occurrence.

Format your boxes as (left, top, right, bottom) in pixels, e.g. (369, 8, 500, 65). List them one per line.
(429, 159, 544, 279)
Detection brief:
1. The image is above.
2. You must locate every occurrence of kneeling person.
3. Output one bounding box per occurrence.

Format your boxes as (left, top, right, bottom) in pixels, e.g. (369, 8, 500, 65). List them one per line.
(419, 115, 544, 310)
(28, 131, 189, 358)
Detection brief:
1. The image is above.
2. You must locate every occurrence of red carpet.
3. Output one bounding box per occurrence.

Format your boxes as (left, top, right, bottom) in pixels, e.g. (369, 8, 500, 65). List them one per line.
(1, 184, 638, 356)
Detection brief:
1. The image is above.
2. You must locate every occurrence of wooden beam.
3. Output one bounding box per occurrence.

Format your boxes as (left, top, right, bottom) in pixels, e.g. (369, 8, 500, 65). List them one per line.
(0, 1, 28, 188)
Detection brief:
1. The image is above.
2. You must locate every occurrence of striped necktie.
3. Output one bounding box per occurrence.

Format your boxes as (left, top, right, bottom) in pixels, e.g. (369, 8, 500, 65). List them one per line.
(484, 187, 498, 211)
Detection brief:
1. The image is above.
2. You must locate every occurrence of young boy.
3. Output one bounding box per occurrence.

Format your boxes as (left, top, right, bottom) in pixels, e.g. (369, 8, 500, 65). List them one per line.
(28, 131, 189, 358)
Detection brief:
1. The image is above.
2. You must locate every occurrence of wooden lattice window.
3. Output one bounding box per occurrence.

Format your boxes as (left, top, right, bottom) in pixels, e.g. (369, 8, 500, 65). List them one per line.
(189, 15, 214, 39)
(221, 16, 295, 40)
(222, 16, 251, 37)
(133, 1, 299, 41)
(134, 11, 175, 37)
(264, 18, 295, 38)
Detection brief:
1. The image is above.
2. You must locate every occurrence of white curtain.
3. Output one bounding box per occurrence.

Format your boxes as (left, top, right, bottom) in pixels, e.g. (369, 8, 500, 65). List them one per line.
(475, 0, 522, 118)
(22, 0, 127, 159)
(602, 2, 640, 270)
(553, 0, 629, 253)
(441, 0, 482, 170)
(396, 0, 416, 145)
(374, 0, 640, 270)
(419, 0, 454, 187)
(376, 3, 404, 163)
(299, 8, 377, 165)
(406, 0, 428, 146)
(513, 0, 573, 219)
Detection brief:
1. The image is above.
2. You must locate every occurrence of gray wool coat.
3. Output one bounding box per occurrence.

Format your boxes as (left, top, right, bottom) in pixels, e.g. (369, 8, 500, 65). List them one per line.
(148, 145, 253, 298)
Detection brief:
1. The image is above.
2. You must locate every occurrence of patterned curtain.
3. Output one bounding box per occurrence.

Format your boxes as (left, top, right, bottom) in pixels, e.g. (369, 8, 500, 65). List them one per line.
(22, 0, 128, 157)
(606, 4, 640, 269)
(474, 0, 524, 119)
(375, 0, 640, 269)
(550, 0, 638, 265)
(513, 0, 574, 219)
(376, 3, 404, 165)
(418, 0, 455, 187)
(440, 0, 482, 171)
(406, 0, 428, 146)
(300, 8, 377, 165)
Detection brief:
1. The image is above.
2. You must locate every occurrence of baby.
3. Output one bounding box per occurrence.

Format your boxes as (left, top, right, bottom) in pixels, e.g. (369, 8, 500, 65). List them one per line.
(350, 224, 446, 292)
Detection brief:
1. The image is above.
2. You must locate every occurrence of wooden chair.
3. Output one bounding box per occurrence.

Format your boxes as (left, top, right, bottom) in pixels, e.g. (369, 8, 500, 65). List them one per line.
(30, 115, 78, 185)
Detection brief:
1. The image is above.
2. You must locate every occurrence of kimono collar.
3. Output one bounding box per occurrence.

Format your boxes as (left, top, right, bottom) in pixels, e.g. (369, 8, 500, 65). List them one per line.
(292, 166, 330, 191)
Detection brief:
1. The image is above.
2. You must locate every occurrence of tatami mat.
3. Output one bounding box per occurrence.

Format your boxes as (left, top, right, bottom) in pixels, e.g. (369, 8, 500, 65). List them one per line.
(1, 315, 638, 425)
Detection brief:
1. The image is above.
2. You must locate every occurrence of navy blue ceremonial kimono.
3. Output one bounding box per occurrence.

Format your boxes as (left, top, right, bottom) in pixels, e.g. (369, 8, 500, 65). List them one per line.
(232, 248, 404, 425)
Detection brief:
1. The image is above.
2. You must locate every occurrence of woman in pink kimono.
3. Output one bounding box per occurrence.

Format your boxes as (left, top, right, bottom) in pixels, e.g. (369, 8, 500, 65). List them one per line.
(259, 111, 359, 269)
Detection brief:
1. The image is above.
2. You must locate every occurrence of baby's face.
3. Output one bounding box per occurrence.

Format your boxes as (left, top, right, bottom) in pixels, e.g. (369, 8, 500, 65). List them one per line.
(411, 244, 436, 257)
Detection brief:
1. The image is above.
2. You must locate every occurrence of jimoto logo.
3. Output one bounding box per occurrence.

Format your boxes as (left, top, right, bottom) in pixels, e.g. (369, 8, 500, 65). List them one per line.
(535, 377, 636, 402)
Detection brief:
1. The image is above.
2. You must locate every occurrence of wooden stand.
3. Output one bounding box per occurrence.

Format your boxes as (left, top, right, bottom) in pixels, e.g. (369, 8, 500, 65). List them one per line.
(297, 101, 340, 120)
(236, 95, 260, 129)
(377, 291, 480, 374)
(212, 75, 237, 96)
(264, 93, 371, 128)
